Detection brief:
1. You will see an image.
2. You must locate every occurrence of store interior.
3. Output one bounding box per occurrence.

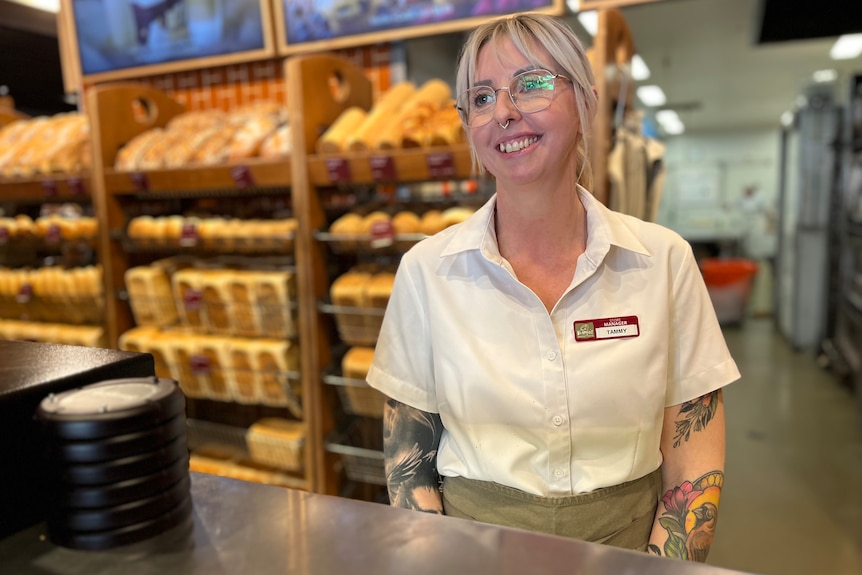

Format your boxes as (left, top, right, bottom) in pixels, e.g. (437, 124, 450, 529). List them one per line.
(1, 0, 861, 573)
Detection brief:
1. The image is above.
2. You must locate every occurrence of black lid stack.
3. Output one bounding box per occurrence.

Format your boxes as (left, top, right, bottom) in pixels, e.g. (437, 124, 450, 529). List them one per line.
(35, 377, 193, 550)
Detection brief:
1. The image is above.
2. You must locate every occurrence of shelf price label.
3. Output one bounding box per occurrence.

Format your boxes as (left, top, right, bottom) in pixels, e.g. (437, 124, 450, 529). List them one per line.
(130, 172, 149, 192)
(326, 158, 352, 183)
(42, 179, 59, 198)
(426, 152, 455, 179)
(68, 177, 86, 196)
(230, 165, 255, 189)
(183, 288, 202, 311)
(370, 220, 395, 248)
(179, 222, 199, 247)
(16, 284, 33, 304)
(190, 354, 211, 375)
(369, 155, 396, 181)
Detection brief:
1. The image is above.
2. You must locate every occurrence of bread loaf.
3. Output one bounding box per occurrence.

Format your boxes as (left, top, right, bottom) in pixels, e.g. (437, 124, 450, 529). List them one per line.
(341, 346, 375, 380)
(317, 107, 367, 154)
(172, 269, 205, 328)
(196, 335, 232, 401)
(125, 265, 178, 327)
(345, 82, 416, 152)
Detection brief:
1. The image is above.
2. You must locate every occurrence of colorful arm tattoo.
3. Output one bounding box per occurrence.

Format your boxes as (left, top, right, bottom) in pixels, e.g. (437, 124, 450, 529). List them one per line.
(672, 390, 720, 448)
(382, 399, 445, 513)
(648, 470, 723, 562)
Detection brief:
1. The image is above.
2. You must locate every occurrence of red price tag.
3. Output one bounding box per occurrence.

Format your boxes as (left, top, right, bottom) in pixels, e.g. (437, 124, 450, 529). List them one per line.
(183, 289, 202, 310)
(326, 158, 352, 183)
(369, 156, 396, 181)
(46, 224, 62, 244)
(426, 152, 455, 179)
(42, 179, 59, 198)
(16, 284, 33, 304)
(179, 222, 198, 247)
(370, 220, 395, 248)
(230, 165, 255, 189)
(68, 177, 86, 196)
(130, 172, 149, 192)
(190, 354, 211, 375)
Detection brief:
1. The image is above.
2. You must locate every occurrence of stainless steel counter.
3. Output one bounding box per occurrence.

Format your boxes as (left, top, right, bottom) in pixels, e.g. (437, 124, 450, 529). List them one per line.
(0, 473, 756, 575)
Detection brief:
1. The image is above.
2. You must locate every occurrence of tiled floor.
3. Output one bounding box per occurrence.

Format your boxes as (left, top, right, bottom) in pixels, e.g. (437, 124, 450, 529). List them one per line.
(706, 318, 862, 575)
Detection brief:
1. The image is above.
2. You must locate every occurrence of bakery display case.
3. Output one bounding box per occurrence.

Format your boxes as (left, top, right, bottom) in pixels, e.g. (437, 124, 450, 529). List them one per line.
(281, 53, 497, 499)
(82, 82, 312, 490)
(0, 113, 105, 347)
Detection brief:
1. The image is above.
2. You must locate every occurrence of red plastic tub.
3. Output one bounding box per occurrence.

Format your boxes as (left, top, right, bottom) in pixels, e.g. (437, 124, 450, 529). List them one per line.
(699, 258, 759, 325)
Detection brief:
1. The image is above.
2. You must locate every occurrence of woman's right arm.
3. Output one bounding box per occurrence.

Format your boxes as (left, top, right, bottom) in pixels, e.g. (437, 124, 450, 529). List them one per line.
(382, 398, 445, 513)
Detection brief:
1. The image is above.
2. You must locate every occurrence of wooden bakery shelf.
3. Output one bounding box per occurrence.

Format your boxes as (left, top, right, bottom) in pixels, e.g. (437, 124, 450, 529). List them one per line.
(103, 159, 291, 197)
(0, 172, 91, 203)
(306, 145, 474, 186)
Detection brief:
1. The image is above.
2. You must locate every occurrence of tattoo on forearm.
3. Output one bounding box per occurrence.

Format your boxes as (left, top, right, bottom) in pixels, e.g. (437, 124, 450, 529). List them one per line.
(647, 470, 723, 562)
(672, 391, 719, 447)
(383, 399, 444, 513)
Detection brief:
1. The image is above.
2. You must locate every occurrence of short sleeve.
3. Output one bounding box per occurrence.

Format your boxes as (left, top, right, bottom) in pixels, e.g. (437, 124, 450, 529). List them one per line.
(365, 255, 439, 413)
(666, 245, 741, 406)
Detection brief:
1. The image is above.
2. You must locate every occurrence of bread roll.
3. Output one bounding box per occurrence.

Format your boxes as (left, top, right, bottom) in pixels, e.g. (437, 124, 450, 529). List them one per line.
(391, 211, 421, 235)
(419, 209, 445, 236)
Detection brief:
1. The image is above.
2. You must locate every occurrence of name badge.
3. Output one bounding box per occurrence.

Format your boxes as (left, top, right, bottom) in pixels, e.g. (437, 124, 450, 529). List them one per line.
(574, 316, 639, 342)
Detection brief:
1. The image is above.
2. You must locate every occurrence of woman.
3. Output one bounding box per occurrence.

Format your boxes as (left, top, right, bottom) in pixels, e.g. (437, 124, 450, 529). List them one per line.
(366, 13, 739, 562)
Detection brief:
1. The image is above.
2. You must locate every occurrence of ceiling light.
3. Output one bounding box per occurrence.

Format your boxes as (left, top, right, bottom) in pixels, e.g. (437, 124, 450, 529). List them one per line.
(631, 55, 650, 81)
(662, 122, 685, 135)
(577, 11, 598, 37)
(812, 69, 838, 83)
(656, 110, 680, 125)
(6, 0, 58, 12)
(780, 111, 794, 127)
(830, 34, 862, 60)
(655, 109, 684, 135)
(636, 85, 667, 107)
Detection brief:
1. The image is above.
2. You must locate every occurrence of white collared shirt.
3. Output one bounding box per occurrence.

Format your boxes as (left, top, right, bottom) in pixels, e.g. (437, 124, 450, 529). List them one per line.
(367, 187, 740, 496)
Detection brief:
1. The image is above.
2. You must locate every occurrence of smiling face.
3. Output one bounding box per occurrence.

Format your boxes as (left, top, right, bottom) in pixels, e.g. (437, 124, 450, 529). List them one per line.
(469, 37, 582, 190)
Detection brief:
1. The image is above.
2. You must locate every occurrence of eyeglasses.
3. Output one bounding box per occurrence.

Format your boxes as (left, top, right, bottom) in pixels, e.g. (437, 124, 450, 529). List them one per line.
(455, 69, 571, 128)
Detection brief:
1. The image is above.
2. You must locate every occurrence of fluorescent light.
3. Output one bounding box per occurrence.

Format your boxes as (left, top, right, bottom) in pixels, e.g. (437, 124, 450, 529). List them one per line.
(830, 34, 862, 60)
(656, 109, 684, 135)
(631, 55, 650, 81)
(662, 122, 685, 135)
(6, 0, 58, 12)
(813, 69, 838, 83)
(656, 110, 680, 124)
(637, 85, 667, 107)
(577, 11, 598, 37)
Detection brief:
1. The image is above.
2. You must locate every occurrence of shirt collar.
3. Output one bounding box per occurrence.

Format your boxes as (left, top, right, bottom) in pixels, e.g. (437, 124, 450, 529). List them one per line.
(439, 186, 651, 260)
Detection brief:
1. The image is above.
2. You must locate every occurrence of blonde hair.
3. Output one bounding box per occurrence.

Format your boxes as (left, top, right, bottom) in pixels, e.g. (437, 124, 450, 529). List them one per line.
(455, 13, 597, 189)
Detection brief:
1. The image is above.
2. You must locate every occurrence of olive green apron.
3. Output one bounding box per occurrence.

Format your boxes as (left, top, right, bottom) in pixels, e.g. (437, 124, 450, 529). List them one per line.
(442, 467, 662, 551)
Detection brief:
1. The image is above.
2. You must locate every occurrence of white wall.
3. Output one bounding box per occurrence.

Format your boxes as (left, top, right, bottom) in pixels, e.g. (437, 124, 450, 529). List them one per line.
(657, 129, 782, 250)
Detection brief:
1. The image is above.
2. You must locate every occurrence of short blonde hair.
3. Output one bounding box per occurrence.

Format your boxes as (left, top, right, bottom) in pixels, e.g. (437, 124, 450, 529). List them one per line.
(455, 13, 597, 189)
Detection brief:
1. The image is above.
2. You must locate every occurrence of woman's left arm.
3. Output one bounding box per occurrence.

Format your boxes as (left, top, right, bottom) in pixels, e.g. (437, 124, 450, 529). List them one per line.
(648, 389, 726, 562)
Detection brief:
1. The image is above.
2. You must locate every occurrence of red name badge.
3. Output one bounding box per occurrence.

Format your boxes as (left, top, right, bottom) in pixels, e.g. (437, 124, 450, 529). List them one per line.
(574, 316, 640, 342)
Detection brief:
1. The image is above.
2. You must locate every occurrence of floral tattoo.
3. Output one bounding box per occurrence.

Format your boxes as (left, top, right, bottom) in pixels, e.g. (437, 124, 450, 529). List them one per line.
(648, 471, 723, 562)
(672, 391, 719, 448)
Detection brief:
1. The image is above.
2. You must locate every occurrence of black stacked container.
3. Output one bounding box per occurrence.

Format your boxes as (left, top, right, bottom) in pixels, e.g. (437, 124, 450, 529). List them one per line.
(35, 376, 193, 550)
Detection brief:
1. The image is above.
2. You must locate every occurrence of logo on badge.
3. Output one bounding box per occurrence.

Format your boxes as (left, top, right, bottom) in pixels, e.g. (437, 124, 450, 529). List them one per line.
(575, 322, 595, 340)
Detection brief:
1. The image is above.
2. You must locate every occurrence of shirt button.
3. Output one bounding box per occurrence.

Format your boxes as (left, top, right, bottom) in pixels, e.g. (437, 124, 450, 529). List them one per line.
(547, 351, 557, 361)
(552, 415, 563, 426)
(554, 468, 565, 478)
